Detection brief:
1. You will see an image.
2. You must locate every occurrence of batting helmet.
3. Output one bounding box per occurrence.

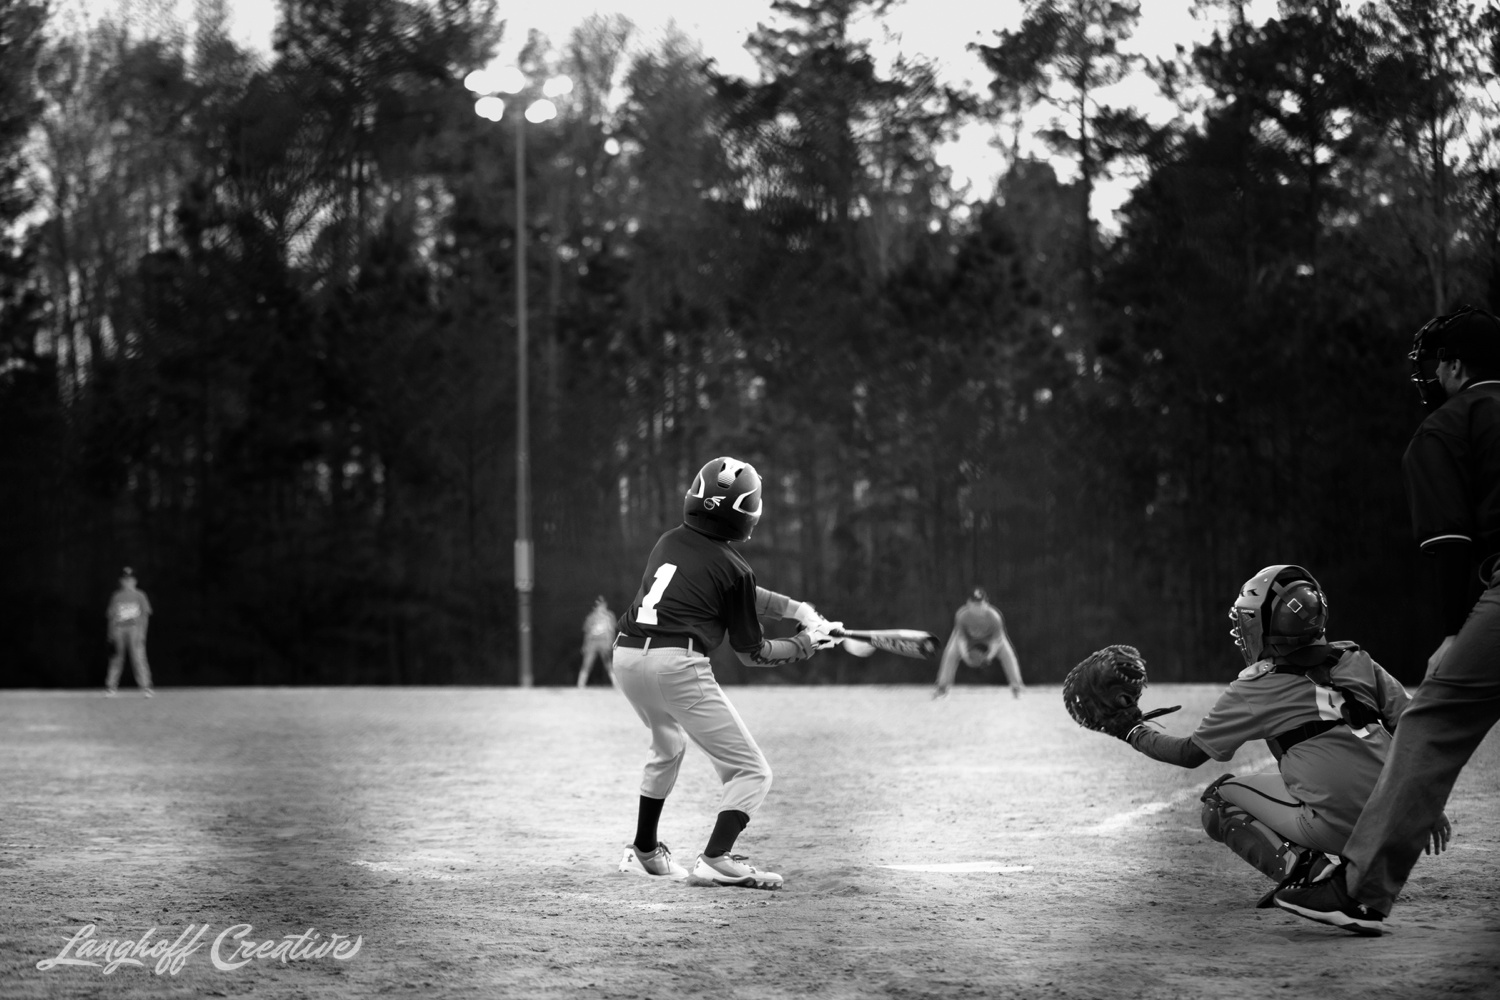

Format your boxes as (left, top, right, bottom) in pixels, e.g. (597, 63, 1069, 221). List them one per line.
(1228, 564, 1328, 666)
(683, 456, 762, 542)
(1409, 305, 1500, 411)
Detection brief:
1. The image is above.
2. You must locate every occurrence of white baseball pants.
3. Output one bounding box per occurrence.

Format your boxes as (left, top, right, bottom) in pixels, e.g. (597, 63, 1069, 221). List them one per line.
(612, 640, 772, 817)
(1219, 771, 1346, 855)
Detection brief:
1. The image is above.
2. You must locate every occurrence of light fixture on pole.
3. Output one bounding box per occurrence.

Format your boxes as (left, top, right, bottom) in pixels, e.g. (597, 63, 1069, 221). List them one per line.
(464, 66, 572, 688)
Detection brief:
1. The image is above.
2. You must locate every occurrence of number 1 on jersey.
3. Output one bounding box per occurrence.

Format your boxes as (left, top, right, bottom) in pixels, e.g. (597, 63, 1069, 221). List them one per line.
(636, 563, 679, 625)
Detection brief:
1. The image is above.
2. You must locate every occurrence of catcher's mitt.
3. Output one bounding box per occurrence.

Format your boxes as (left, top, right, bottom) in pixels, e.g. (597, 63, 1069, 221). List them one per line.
(1063, 645, 1181, 740)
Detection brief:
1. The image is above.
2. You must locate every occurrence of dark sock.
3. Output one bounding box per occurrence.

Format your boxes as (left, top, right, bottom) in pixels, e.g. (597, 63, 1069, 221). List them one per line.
(703, 810, 749, 858)
(634, 795, 665, 853)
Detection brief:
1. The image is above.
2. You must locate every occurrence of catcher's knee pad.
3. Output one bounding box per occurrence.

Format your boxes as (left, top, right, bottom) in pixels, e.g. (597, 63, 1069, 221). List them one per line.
(1200, 775, 1237, 843)
(1200, 774, 1309, 880)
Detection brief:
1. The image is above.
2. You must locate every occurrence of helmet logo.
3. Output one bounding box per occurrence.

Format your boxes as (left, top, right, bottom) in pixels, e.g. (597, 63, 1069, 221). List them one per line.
(683, 456, 761, 541)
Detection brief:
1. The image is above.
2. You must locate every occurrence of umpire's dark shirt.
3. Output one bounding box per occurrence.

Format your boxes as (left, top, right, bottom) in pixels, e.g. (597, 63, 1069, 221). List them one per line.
(1402, 379, 1500, 631)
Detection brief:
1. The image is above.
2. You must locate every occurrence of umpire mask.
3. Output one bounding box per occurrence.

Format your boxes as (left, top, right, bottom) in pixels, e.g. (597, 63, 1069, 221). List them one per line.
(1409, 306, 1500, 412)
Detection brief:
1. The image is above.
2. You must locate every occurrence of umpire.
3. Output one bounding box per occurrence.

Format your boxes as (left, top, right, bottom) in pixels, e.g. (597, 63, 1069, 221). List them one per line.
(1276, 305, 1500, 935)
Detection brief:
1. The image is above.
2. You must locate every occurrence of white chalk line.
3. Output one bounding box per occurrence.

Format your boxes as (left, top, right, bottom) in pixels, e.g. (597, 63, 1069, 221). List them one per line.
(878, 862, 1034, 873)
(1085, 786, 1201, 835)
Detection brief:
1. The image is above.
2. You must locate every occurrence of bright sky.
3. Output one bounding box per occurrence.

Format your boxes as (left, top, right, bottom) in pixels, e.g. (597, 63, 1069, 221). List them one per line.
(475, 0, 1278, 219)
(83, 0, 1281, 223)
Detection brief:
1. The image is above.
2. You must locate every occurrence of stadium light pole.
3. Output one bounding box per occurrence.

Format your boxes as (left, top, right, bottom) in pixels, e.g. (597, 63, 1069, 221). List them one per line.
(464, 67, 572, 688)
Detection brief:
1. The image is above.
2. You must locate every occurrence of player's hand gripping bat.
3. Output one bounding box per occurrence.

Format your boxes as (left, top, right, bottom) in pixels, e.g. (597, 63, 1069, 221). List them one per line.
(828, 628, 939, 659)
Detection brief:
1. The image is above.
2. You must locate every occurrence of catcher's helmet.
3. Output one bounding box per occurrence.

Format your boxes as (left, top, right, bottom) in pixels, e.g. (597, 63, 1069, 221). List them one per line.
(683, 456, 762, 542)
(1409, 305, 1500, 411)
(1228, 564, 1328, 666)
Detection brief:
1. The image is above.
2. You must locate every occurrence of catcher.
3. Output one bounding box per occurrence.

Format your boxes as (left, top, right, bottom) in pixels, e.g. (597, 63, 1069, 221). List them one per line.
(1065, 564, 1450, 904)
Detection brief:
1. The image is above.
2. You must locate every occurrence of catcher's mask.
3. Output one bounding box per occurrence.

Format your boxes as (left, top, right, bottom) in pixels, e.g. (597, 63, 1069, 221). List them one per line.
(683, 456, 762, 542)
(1409, 305, 1500, 411)
(1228, 564, 1328, 666)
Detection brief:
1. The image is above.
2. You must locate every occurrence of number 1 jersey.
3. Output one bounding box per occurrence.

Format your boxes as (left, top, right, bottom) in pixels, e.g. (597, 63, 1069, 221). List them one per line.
(618, 525, 765, 654)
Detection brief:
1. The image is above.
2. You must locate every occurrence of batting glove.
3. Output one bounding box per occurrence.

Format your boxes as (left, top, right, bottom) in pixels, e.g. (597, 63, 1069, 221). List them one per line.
(797, 622, 841, 652)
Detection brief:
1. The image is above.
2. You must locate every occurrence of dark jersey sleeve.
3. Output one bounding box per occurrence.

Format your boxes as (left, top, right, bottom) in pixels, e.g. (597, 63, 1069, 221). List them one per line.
(724, 569, 765, 653)
(1403, 422, 1474, 553)
(1403, 385, 1500, 631)
(1127, 726, 1211, 768)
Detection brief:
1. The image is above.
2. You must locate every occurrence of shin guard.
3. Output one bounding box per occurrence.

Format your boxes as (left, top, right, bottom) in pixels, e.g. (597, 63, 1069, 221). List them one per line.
(1201, 777, 1302, 881)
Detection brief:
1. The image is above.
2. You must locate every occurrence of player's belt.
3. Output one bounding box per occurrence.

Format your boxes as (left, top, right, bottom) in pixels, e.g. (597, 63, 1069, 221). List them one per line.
(615, 633, 698, 653)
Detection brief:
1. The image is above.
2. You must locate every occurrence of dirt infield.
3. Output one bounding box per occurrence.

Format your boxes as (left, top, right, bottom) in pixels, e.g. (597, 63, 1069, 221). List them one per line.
(2, 684, 1497, 1000)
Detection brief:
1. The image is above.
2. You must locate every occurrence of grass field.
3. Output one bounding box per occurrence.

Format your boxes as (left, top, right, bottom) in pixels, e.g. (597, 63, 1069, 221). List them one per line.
(2, 684, 1497, 999)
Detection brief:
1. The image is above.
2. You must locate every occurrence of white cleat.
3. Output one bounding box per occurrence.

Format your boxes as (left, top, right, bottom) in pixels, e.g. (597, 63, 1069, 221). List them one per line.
(618, 842, 688, 879)
(687, 853, 783, 890)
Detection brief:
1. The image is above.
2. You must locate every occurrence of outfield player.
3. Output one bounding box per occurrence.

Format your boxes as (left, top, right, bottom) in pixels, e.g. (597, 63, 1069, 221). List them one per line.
(932, 588, 1024, 699)
(1276, 306, 1500, 935)
(576, 596, 617, 688)
(1125, 564, 1448, 902)
(104, 567, 154, 697)
(613, 456, 838, 890)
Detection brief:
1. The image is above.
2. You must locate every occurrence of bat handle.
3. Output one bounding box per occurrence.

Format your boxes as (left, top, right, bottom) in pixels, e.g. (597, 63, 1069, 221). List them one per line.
(1141, 705, 1181, 722)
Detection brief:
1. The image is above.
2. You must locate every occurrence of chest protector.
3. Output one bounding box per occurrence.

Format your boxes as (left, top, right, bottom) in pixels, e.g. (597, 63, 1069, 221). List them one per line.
(1266, 643, 1387, 761)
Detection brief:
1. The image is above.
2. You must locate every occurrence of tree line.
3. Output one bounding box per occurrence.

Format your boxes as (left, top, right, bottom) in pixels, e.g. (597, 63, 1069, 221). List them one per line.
(2, 0, 1497, 689)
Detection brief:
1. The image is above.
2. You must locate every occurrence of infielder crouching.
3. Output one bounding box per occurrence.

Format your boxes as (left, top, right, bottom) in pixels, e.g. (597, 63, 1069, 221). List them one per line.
(1123, 564, 1448, 904)
(932, 588, 1024, 699)
(614, 456, 839, 890)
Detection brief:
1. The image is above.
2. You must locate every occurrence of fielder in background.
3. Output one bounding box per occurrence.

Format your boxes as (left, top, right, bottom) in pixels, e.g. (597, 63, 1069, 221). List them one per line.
(1276, 306, 1500, 936)
(932, 588, 1024, 699)
(613, 455, 840, 891)
(105, 567, 154, 697)
(1119, 565, 1448, 907)
(577, 596, 617, 688)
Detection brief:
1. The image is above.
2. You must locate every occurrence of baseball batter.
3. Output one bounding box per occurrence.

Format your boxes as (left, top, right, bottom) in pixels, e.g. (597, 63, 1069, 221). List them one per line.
(576, 596, 617, 688)
(1125, 564, 1448, 900)
(105, 567, 154, 697)
(932, 588, 1024, 699)
(612, 456, 839, 890)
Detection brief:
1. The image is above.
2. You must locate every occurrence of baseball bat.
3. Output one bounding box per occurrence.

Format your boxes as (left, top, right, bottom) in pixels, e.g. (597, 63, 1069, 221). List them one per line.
(828, 627, 939, 659)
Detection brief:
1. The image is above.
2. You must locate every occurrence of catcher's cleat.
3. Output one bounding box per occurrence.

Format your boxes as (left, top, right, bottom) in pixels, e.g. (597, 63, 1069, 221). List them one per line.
(1255, 849, 1334, 908)
(687, 853, 783, 890)
(1273, 865, 1384, 936)
(618, 841, 688, 879)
